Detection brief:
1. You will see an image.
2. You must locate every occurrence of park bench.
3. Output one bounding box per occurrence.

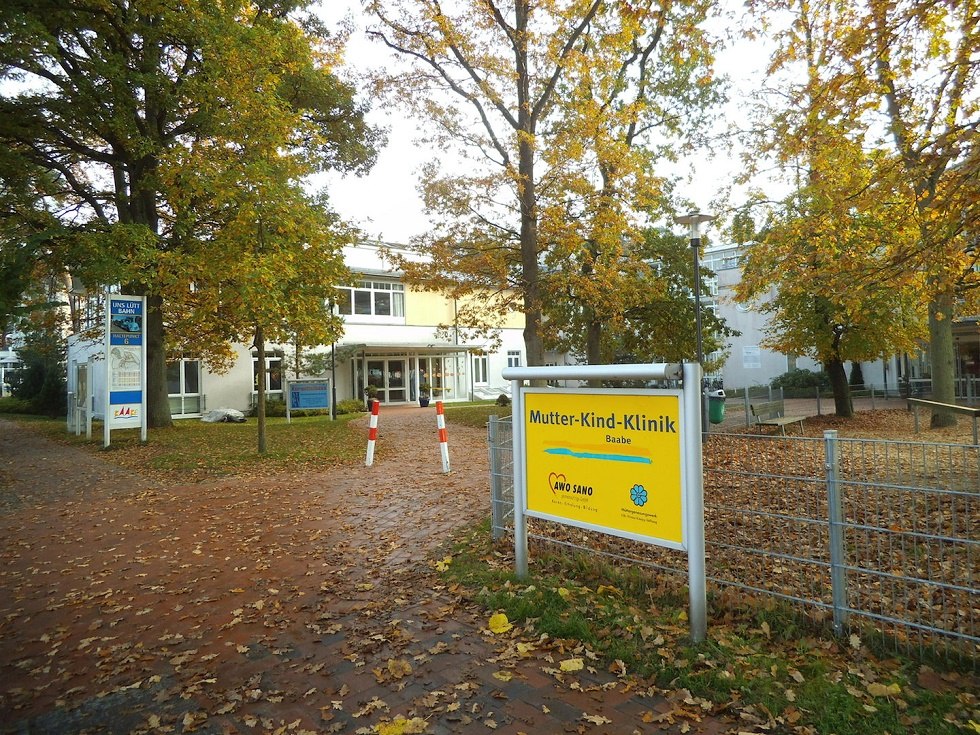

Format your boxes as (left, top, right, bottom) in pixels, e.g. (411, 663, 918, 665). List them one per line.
(749, 399, 806, 435)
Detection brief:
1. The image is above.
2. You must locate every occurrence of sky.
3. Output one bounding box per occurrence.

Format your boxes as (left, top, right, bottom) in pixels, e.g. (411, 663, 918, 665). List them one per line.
(315, 1, 773, 245)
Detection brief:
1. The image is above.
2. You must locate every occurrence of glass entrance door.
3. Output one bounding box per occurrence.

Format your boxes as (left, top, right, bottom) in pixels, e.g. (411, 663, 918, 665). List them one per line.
(366, 357, 408, 403)
(387, 359, 406, 402)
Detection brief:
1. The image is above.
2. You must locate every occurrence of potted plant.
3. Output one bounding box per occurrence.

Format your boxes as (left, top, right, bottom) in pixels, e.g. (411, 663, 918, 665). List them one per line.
(418, 383, 431, 408)
(364, 384, 379, 409)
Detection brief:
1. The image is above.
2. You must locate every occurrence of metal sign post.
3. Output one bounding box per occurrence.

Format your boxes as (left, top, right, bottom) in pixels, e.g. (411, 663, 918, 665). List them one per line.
(503, 362, 707, 642)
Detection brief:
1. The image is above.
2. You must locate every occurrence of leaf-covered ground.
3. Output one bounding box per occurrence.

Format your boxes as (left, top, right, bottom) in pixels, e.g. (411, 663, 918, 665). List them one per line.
(0, 411, 735, 734)
(0, 406, 976, 734)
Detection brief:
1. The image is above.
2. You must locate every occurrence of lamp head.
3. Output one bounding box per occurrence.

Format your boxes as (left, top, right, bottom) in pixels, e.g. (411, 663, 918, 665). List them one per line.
(674, 212, 716, 241)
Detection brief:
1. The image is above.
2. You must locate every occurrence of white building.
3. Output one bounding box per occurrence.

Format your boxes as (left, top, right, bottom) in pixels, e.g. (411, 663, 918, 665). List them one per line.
(64, 240, 978, 419)
(67, 241, 527, 418)
(704, 243, 980, 398)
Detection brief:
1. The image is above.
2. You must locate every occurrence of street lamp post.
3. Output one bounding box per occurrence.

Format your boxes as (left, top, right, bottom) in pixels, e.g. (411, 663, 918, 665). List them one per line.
(674, 212, 716, 440)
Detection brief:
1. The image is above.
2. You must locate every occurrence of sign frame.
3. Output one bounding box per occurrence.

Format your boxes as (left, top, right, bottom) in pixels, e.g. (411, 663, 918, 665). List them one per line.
(521, 387, 687, 551)
(503, 362, 706, 642)
(104, 293, 147, 446)
(284, 378, 332, 422)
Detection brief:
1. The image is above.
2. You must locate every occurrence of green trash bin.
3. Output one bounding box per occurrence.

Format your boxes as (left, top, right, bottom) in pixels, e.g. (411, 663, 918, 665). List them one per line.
(707, 389, 726, 424)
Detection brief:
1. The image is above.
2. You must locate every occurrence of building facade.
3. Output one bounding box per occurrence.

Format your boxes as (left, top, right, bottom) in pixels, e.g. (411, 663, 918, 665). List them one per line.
(67, 242, 527, 418)
(704, 244, 980, 398)
(63, 240, 980, 420)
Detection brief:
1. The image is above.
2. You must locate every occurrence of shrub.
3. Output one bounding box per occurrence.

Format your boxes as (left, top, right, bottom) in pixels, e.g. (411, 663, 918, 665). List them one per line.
(771, 368, 829, 391)
(0, 396, 35, 414)
(495, 394, 511, 407)
(336, 399, 366, 415)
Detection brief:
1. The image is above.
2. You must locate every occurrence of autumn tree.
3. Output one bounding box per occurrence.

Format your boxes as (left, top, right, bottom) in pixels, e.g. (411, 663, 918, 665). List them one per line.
(740, 0, 978, 424)
(736, 0, 931, 416)
(547, 227, 736, 368)
(367, 0, 721, 368)
(0, 0, 377, 428)
(853, 0, 979, 425)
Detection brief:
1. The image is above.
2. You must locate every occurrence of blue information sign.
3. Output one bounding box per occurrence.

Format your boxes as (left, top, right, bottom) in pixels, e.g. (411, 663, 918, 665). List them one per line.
(288, 381, 330, 410)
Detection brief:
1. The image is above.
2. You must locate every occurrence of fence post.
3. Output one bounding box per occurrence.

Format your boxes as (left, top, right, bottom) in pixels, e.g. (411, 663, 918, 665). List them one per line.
(816, 386, 822, 416)
(488, 415, 505, 540)
(743, 387, 751, 427)
(825, 430, 849, 635)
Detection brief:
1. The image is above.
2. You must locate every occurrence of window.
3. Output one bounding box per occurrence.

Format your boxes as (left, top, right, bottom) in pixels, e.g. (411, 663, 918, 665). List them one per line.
(507, 351, 521, 368)
(473, 354, 489, 385)
(167, 358, 201, 416)
(252, 351, 283, 403)
(335, 280, 405, 318)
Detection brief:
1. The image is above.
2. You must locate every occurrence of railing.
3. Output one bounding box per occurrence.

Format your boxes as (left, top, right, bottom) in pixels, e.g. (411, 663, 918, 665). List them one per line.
(908, 397, 980, 445)
(488, 416, 979, 665)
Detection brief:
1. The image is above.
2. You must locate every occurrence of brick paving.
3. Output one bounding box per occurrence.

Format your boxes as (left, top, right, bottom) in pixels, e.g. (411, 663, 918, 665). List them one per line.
(0, 411, 737, 734)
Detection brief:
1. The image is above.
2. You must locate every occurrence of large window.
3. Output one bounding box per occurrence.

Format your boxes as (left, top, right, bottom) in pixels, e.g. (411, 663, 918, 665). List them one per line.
(335, 280, 405, 318)
(167, 358, 202, 416)
(473, 354, 489, 385)
(252, 351, 283, 404)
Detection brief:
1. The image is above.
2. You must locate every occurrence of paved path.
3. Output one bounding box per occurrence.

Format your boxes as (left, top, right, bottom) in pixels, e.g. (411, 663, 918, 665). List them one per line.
(0, 412, 734, 734)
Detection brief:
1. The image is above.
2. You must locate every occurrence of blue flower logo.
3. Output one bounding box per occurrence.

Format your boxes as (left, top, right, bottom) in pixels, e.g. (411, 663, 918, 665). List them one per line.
(630, 484, 648, 507)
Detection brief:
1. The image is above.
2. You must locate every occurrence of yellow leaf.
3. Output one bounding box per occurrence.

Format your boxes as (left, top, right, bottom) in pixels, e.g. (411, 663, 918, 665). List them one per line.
(559, 658, 584, 672)
(492, 670, 513, 682)
(849, 633, 861, 649)
(375, 715, 429, 734)
(582, 713, 612, 725)
(867, 682, 902, 697)
(434, 555, 452, 572)
(557, 587, 572, 601)
(488, 613, 513, 634)
(387, 658, 412, 679)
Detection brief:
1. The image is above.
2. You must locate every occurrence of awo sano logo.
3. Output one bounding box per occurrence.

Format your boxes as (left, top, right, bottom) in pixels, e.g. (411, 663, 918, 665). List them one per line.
(548, 472, 593, 496)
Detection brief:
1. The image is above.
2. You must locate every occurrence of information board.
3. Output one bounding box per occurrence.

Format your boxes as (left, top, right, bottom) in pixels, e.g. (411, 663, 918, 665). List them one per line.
(523, 389, 685, 549)
(285, 378, 332, 422)
(103, 293, 147, 445)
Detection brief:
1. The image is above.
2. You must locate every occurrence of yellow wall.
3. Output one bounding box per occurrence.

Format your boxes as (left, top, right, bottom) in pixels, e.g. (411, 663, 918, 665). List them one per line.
(405, 287, 524, 330)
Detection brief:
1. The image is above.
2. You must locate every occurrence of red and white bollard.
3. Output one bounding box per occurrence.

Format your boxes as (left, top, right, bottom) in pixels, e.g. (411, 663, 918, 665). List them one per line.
(435, 400, 450, 473)
(365, 399, 380, 466)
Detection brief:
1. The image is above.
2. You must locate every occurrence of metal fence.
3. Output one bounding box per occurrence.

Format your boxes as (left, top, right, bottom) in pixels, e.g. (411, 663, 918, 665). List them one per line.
(488, 416, 979, 664)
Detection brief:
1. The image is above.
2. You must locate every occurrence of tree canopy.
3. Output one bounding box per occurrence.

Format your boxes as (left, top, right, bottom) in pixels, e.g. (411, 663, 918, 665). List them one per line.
(0, 0, 379, 426)
(736, 0, 977, 421)
(367, 0, 724, 368)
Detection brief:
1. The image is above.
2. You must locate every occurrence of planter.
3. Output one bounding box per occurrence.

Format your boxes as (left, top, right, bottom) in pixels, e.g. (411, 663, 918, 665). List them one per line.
(419, 397, 430, 408)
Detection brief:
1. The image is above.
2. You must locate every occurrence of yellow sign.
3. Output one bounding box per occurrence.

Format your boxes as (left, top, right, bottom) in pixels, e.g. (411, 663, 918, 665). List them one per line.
(523, 389, 685, 548)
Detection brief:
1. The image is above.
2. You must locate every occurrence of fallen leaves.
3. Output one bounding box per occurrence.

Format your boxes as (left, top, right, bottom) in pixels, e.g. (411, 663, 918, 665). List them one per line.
(373, 715, 429, 734)
(487, 613, 513, 634)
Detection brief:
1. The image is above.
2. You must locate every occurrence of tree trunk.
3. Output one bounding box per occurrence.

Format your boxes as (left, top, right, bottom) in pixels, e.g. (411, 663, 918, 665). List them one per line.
(514, 0, 544, 372)
(143, 293, 172, 429)
(255, 324, 267, 454)
(825, 358, 853, 418)
(927, 292, 957, 428)
(586, 314, 602, 387)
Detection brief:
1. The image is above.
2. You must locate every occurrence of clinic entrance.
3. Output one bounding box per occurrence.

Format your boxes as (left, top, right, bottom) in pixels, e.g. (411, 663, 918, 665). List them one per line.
(359, 350, 468, 404)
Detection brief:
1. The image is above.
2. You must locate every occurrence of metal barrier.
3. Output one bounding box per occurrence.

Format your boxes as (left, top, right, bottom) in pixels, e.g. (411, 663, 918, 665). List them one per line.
(488, 416, 979, 664)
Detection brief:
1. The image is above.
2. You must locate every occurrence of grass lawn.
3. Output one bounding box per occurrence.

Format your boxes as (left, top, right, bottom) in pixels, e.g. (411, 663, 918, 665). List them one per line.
(16, 412, 368, 482)
(440, 521, 978, 735)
